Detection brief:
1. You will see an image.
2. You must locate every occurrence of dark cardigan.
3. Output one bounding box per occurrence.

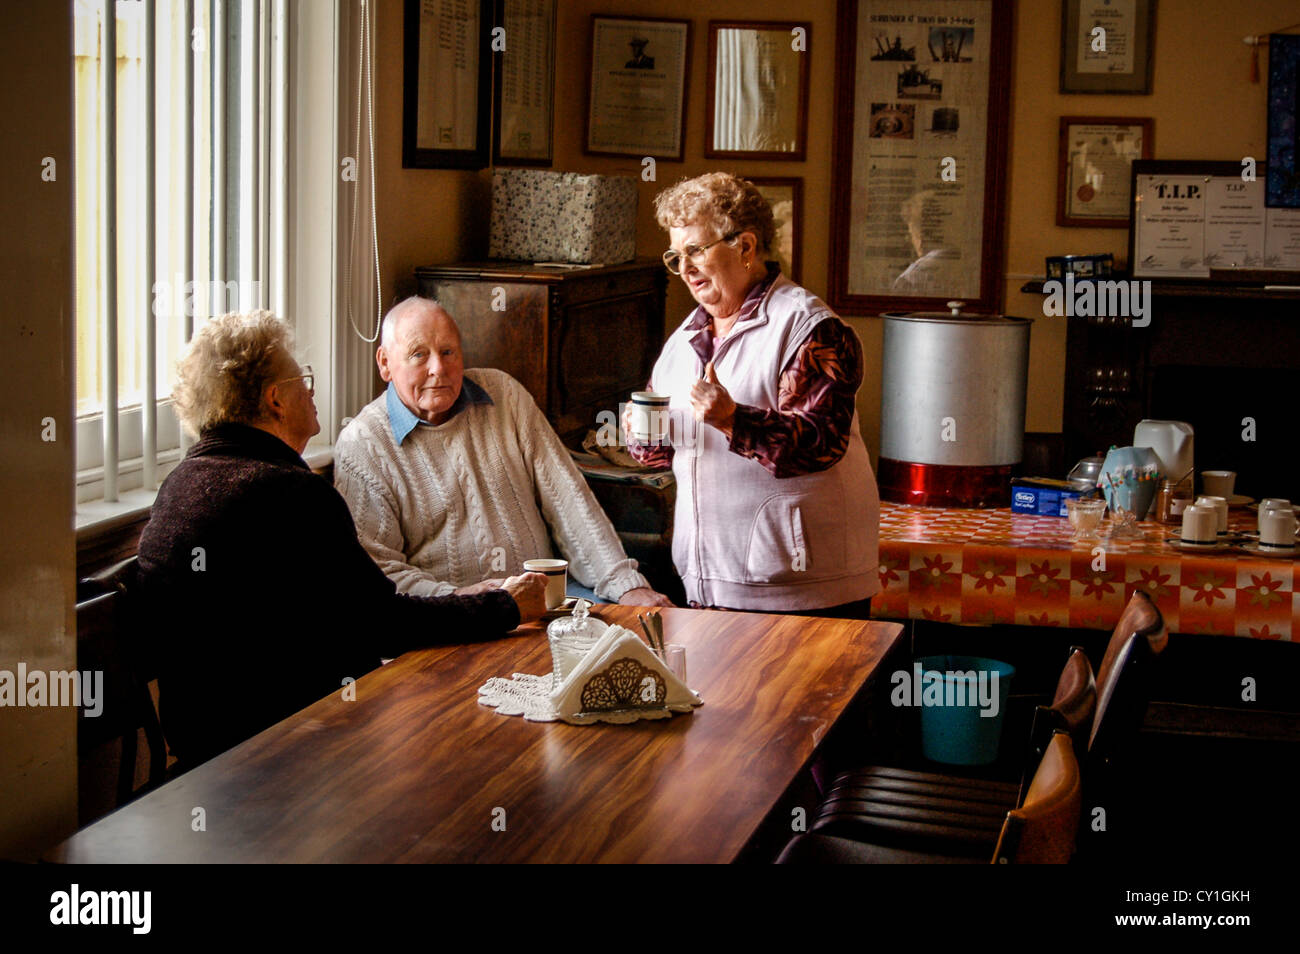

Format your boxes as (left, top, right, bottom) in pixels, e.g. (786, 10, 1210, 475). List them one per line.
(136, 423, 519, 767)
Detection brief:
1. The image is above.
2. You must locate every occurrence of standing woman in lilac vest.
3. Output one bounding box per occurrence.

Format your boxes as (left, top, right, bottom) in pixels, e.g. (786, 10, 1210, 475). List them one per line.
(626, 172, 881, 617)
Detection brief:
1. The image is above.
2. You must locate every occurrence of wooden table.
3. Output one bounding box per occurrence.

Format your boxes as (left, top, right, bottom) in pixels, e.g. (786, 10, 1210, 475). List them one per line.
(48, 607, 903, 863)
(871, 502, 1297, 639)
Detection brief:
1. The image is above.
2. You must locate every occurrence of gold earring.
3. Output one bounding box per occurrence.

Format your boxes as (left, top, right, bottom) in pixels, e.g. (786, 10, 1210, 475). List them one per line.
(745, 259, 751, 270)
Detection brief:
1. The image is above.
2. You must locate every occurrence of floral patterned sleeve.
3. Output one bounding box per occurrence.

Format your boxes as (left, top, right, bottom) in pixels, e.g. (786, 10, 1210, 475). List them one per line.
(728, 318, 864, 479)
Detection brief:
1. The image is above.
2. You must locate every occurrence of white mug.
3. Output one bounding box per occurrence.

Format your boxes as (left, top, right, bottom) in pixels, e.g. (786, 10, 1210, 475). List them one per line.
(1258, 508, 1298, 550)
(1180, 505, 1218, 545)
(1200, 470, 1236, 498)
(1194, 496, 1228, 535)
(523, 559, 568, 609)
(628, 391, 670, 444)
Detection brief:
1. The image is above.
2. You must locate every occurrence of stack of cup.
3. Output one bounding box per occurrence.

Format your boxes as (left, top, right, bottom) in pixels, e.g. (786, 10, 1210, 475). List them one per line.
(1180, 504, 1218, 547)
(1194, 496, 1229, 536)
(1258, 500, 1297, 552)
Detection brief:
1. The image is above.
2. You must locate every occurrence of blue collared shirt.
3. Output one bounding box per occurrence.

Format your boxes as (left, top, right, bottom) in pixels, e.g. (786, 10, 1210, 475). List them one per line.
(385, 376, 494, 444)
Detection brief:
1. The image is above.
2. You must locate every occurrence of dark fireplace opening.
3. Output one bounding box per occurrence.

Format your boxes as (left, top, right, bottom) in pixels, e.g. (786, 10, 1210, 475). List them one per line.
(1150, 366, 1297, 502)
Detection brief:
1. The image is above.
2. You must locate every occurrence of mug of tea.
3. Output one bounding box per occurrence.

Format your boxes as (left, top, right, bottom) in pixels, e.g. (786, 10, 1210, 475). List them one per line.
(523, 559, 568, 609)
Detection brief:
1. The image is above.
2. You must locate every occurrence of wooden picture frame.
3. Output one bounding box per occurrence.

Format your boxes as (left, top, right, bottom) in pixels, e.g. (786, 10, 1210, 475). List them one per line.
(749, 177, 804, 283)
(492, 0, 557, 167)
(1056, 116, 1152, 227)
(706, 21, 811, 161)
(402, 0, 492, 169)
(585, 15, 691, 161)
(828, 0, 1012, 315)
(1060, 0, 1156, 94)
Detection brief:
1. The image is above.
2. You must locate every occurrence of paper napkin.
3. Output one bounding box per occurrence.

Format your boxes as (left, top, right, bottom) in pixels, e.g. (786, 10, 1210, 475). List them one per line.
(549, 624, 701, 720)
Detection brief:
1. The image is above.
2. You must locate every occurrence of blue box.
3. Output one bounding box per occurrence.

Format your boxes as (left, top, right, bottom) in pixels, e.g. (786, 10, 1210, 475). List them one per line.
(1010, 479, 1084, 517)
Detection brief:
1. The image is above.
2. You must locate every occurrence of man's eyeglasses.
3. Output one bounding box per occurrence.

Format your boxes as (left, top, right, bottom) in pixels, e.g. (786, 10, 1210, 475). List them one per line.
(662, 231, 738, 275)
(274, 365, 314, 393)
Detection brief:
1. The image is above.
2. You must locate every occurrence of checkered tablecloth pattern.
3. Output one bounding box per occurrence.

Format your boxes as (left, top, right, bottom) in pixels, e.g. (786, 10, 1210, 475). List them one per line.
(870, 503, 1296, 640)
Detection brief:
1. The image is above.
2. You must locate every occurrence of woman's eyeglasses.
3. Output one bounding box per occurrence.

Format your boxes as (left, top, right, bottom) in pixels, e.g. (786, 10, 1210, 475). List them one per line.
(274, 365, 314, 393)
(662, 231, 738, 275)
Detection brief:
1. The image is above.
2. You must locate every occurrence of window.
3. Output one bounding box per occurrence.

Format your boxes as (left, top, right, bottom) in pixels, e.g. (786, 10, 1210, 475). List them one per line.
(73, 0, 351, 511)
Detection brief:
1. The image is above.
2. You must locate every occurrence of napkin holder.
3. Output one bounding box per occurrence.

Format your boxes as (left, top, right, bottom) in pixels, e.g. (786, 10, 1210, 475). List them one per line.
(549, 625, 701, 723)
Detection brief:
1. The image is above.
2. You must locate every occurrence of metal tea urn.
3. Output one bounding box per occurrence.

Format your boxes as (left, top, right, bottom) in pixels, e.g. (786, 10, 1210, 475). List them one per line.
(878, 302, 1032, 508)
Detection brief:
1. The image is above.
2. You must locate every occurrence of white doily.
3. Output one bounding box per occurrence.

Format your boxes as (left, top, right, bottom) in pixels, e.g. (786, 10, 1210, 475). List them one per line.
(477, 671, 690, 725)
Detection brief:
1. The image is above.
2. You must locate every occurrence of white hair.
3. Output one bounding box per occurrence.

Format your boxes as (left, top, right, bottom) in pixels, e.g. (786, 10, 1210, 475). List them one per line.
(381, 296, 451, 350)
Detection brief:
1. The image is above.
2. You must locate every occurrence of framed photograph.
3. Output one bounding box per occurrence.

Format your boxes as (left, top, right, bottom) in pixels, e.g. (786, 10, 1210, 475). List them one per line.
(492, 0, 557, 167)
(402, 0, 492, 169)
(706, 22, 811, 161)
(828, 0, 1012, 314)
(750, 177, 804, 282)
(1060, 0, 1156, 94)
(586, 16, 691, 160)
(1056, 116, 1152, 227)
(1128, 159, 1300, 280)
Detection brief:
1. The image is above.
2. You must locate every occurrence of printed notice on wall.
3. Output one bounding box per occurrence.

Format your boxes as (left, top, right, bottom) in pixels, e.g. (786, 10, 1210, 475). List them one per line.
(416, 0, 480, 152)
(1075, 0, 1136, 75)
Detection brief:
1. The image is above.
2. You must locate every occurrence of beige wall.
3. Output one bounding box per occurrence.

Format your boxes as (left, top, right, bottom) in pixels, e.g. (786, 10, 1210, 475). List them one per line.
(0, 3, 77, 859)
(375, 0, 1292, 455)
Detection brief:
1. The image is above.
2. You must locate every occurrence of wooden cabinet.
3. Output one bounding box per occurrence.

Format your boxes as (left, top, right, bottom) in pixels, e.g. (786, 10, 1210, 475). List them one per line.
(415, 260, 668, 444)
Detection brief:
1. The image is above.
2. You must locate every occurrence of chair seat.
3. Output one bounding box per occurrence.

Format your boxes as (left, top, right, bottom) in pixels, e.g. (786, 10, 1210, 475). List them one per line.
(778, 833, 984, 864)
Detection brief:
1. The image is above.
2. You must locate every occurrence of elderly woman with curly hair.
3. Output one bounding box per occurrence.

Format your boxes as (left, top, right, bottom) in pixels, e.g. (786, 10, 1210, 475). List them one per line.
(136, 311, 546, 768)
(626, 173, 880, 617)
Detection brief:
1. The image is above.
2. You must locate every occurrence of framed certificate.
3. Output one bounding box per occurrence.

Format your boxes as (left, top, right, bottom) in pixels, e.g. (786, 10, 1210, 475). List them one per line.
(402, 0, 493, 169)
(706, 21, 811, 161)
(1056, 117, 1152, 227)
(585, 16, 691, 160)
(1060, 0, 1156, 94)
(828, 0, 1012, 314)
(749, 177, 804, 283)
(492, 0, 557, 166)
(1128, 159, 1300, 280)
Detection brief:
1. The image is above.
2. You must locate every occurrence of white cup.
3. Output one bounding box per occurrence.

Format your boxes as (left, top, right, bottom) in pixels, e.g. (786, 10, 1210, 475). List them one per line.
(1259, 499, 1293, 534)
(1258, 508, 1298, 550)
(1194, 496, 1228, 534)
(1180, 505, 1218, 545)
(628, 391, 670, 443)
(523, 559, 568, 609)
(1200, 470, 1236, 498)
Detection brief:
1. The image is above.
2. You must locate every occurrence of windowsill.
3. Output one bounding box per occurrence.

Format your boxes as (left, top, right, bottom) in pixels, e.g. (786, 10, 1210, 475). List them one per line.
(74, 444, 336, 538)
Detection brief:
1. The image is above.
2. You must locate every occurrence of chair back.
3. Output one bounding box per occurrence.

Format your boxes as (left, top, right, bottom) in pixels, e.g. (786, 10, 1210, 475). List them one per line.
(76, 557, 168, 821)
(1088, 590, 1167, 760)
(993, 731, 1081, 863)
(1016, 646, 1096, 806)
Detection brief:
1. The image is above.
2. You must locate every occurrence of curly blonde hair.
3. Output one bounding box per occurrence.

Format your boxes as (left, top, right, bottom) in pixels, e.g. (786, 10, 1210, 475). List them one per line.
(653, 172, 775, 253)
(172, 311, 293, 437)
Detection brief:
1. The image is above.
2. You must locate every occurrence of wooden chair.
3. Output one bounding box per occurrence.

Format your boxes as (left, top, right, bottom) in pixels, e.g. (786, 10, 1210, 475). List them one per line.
(777, 731, 1082, 864)
(810, 646, 1095, 856)
(76, 557, 168, 823)
(810, 590, 1166, 856)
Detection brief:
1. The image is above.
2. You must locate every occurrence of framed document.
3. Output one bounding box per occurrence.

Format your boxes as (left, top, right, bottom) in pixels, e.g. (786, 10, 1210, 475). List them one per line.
(403, 0, 492, 169)
(828, 0, 1012, 314)
(1056, 116, 1152, 227)
(749, 177, 804, 283)
(706, 22, 811, 161)
(1128, 159, 1300, 280)
(586, 16, 691, 160)
(492, 0, 557, 166)
(1060, 0, 1155, 94)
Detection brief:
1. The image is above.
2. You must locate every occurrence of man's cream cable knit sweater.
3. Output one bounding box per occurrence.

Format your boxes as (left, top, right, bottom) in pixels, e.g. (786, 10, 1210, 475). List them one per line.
(334, 368, 649, 602)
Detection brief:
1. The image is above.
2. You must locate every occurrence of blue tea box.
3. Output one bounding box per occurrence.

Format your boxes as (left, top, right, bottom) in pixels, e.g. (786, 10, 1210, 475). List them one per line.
(1011, 479, 1085, 517)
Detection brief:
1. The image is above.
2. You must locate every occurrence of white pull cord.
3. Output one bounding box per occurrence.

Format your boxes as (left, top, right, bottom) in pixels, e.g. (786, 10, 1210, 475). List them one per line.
(346, 0, 382, 342)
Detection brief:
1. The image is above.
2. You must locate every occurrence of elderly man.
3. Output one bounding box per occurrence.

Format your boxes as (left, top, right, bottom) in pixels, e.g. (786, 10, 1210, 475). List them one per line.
(334, 297, 672, 607)
(136, 311, 547, 769)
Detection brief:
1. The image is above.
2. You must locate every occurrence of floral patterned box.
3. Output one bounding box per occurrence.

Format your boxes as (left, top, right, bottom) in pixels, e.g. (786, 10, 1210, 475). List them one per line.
(489, 168, 637, 264)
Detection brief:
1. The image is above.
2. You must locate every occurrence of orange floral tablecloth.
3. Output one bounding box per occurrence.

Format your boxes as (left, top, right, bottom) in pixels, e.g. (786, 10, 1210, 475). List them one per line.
(869, 502, 1296, 640)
